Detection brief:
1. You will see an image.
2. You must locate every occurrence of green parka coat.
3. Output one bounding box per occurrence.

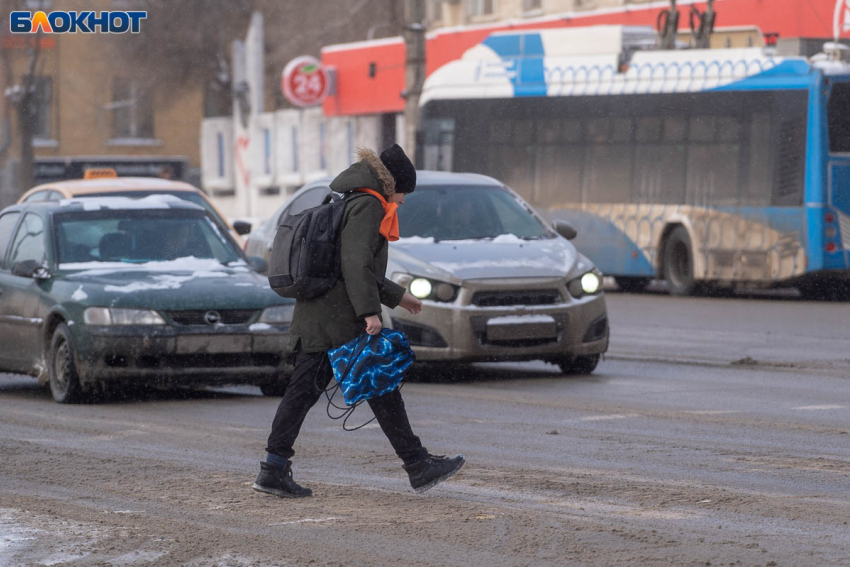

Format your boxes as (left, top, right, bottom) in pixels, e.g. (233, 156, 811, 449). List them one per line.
(289, 148, 407, 353)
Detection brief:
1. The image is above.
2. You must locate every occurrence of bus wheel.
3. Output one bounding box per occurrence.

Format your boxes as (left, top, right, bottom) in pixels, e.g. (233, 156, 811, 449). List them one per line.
(663, 226, 696, 296)
(615, 277, 650, 293)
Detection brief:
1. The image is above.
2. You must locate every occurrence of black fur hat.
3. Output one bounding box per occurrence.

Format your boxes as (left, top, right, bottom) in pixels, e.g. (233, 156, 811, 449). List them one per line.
(379, 143, 416, 194)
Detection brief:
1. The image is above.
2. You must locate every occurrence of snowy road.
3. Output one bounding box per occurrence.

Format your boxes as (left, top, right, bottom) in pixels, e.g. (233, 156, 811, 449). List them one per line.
(1, 293, 849, 566)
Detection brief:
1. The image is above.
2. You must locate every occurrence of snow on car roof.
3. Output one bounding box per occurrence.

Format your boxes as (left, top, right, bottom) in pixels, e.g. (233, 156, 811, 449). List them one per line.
(31, 176, 198, 193)
(414, 170, 502, 187)
(56, 194, 203, 211)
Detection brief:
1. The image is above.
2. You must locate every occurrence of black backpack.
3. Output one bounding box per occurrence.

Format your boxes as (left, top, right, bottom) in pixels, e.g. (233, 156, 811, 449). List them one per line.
(267, 192, 370, 300)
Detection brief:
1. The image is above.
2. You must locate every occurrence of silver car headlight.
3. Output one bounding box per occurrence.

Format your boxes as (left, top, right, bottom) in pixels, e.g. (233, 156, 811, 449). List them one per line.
(392, 273, 458, 303)
(83, 307, 166, 326)
(568, 269, 603, 299)
(259, 304, 295, 324)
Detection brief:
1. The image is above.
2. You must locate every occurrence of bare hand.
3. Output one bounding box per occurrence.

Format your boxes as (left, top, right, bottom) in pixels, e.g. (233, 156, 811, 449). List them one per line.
(365, 315, 383, 335)
(399, 293, 423, 315)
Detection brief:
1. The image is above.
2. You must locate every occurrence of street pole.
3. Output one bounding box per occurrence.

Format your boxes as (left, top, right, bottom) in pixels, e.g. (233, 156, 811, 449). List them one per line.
(403, 0, 425, 167)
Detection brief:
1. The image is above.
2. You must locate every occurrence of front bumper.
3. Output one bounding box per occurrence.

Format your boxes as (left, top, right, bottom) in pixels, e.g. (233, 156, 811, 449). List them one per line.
(388, 276, 608, 363)
(71, 323, 292, 387)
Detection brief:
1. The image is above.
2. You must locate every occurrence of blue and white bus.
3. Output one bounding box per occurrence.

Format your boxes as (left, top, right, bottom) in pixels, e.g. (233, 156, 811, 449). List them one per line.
(420, 26, 850, 297)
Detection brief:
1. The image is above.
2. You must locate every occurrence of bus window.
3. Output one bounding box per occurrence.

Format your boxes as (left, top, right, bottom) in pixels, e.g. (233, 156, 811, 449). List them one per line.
(423, 118, 455, 172)
(828, 82, 850, 153)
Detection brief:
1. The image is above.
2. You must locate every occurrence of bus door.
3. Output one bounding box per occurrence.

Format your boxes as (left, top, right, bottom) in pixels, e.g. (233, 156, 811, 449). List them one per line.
(825, 80, 850, 263)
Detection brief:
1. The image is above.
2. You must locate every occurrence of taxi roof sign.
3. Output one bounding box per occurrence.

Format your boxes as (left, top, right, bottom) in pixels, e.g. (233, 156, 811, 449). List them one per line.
(83, 168, 118, 180)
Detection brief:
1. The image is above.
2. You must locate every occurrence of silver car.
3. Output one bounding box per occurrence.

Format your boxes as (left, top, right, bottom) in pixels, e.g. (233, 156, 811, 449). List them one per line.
(245, 171, 608, 374)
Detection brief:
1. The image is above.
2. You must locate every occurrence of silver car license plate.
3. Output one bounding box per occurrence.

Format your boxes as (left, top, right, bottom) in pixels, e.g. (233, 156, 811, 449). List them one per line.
(486, 315, 557, 341)
(176, 335, 251, 354)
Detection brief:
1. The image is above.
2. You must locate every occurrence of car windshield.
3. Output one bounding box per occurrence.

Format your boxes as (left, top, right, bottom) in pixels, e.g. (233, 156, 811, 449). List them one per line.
(92, 190, 229, 229)
(397, 185, 553, 241)
(54, 210, 241, 266)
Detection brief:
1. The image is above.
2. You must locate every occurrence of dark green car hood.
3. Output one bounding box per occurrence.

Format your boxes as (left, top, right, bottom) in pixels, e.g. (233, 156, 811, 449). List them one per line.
(53, 263, 288, 311)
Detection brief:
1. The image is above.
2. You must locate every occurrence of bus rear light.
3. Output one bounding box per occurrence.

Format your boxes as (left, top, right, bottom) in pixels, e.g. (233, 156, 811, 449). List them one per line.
(825, 212, 836, 223)
(825, 226, 837, 238)
(826, 242, 838, 253)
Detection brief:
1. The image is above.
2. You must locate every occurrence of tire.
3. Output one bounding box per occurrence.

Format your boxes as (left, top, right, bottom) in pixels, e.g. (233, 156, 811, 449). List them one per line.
(798, 281, 850, 302)
(558, 354, 600, 375)
(615, 277, 650, 293)
(662, 226, 697, 296)
(260, 375, 290, 397)
(49, 323, 87, 404)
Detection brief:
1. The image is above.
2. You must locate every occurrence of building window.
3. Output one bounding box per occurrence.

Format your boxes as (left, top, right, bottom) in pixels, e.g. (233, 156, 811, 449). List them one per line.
(522, 0, 542, 12)
(33, 76, 52, 140)
(428, 0, 443, 23)
(291, 127, 299, 172)
(216, 132, 225, 178)
(347, 121, 354, 164)
(319, 123, 327, 170)
(468, 0, 495, 17)
(112, 77, 154, 139)
(263, 127, 272, 174)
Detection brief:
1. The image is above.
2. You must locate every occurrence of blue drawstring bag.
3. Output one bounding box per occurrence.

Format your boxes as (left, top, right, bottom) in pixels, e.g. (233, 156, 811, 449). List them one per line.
(327, 328, 415, 407)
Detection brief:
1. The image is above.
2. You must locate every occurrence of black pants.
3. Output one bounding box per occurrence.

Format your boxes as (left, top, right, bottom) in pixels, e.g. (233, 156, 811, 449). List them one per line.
(265, 346, 427, 466)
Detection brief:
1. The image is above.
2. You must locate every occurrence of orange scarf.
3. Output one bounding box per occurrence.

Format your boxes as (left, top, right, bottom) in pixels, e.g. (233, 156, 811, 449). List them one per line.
(355, 188, 399, 242)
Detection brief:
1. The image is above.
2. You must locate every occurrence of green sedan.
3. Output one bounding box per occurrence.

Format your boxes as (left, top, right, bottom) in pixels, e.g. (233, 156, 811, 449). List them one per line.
(0, 195, 294, 403)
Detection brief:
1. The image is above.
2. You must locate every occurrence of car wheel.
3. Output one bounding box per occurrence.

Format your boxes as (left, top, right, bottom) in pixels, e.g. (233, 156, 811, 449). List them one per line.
(614, 277, 650, 293)
(663, 226, 697, 296)
(558, 354, 600, 375)
(49, 323, 88, 404)
(260, 375, 290, 397)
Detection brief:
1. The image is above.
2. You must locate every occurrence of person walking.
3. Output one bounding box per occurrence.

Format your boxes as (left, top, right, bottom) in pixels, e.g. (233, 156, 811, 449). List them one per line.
(254, 144, 465, 497)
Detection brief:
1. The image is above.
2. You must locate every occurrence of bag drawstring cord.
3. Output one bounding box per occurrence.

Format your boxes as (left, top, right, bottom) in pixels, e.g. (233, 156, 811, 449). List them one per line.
(318, 332, 405, 432)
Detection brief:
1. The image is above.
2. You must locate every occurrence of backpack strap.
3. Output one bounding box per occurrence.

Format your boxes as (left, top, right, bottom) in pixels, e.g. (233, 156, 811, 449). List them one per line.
(320, 191, 373, 206)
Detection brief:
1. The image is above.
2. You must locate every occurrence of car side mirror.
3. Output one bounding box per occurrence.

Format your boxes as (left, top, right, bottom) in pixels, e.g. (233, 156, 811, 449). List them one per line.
(247, 256, 268, 274)
(233, 220, 252, 236)
(12, 259, 51, 280)
(553, 220, 577, 240)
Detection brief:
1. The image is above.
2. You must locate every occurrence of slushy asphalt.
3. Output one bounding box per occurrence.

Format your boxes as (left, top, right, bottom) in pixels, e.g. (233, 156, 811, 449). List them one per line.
(1, 291, 848, 566)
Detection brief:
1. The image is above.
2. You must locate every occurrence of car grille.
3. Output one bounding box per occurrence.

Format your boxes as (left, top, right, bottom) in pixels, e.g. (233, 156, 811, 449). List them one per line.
(470, 290, 561, 307)
(162, 353, 281, 368)
(166, 310, 258, 326)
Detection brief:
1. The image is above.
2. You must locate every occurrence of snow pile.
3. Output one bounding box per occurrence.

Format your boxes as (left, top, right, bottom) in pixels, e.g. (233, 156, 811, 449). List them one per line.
(59, 194, 185, 211)
(438, 234, 529, 245)
(395, 236, 436, 245)
(59, 257, 248, 275)
(487, 314, 556, 326)
(103, 271, 229, 293)
(432, 258, 558, 272)
(490, 234, 526, 243)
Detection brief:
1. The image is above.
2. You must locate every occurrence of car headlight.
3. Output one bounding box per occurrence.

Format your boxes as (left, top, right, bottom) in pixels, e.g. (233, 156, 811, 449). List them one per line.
(409, 278, 432, 299)
(391, 273, 458, 303)
(259, 304, 294, 324)
(568, 269, 603, 299)
(581, 272, 601, 294)
(83, 307, 166, 325)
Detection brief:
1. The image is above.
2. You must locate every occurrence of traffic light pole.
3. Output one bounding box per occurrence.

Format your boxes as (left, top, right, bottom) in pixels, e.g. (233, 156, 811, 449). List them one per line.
(403, 0, 426, 167)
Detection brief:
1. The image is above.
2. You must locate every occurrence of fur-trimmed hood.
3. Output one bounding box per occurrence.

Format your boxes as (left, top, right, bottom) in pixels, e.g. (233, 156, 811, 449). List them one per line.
(329, 147, 396, 198)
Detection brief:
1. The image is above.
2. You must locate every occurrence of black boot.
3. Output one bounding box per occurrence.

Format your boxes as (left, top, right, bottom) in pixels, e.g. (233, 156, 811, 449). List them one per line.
(252, 461, 312, 498)
(403, 454, 465, 493)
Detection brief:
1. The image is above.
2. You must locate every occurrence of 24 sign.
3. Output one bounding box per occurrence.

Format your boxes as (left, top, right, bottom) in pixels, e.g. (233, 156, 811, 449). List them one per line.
(282, 56, 331, 107)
